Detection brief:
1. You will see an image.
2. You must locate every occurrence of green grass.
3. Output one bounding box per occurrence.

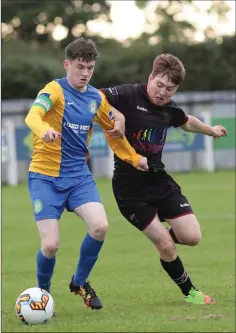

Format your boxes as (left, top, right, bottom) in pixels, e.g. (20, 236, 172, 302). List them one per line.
(2, 171, 235, 332)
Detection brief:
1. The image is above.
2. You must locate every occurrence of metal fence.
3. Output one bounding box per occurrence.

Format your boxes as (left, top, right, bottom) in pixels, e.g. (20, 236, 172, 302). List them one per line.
(2, 91, 235, 184)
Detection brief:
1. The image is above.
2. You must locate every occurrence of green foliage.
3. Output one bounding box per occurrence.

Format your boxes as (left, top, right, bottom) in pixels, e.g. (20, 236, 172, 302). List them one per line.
(178, 36, 236, 91)
(2, 34, 235, 99)
(2, 0, 110, 44)
(134, 0, 149, 9)
(155, 2, 196, 43)
(2, 1, 235, 98)
(2, 40, 64, 99)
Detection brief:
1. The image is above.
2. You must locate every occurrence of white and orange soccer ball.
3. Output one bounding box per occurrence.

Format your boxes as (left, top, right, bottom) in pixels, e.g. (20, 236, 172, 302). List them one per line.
(15, 287, 54, 325)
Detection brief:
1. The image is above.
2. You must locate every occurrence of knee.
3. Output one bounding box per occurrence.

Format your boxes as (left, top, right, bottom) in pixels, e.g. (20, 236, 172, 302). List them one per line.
(187, 231, 201, 246)
(90, 221, 109, 240)
(42, 241, 59, 257)
(158, 240, 176, 261)
(181, 230, 202, 246)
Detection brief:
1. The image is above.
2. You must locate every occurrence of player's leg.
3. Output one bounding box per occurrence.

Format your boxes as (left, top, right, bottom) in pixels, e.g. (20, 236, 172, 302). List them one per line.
(167, 214, 201, 246)
(142, 215, 200, 294)
(67, 176, 107, 309)
(72, 202, 108, 287)
(28, 173, 65, 294)
(111, 171, 194, 297)
(158, 189, 215, 304)
(144, 217, 215, 304)
(36, 219, 59, 293)
(120, 201, 200, 299)
(159, 181, 201, 245)
(113, 173, 215, 304)
(159, 174, 201, 245)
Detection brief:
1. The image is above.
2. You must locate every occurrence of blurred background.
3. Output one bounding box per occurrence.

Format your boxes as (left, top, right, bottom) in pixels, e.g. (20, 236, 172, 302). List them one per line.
(2, 4, 235, 332)
(1, 0, 236, 184)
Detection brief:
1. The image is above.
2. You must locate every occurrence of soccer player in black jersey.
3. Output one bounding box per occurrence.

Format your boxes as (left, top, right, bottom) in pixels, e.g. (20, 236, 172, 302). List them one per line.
(101, 53, 227, 304)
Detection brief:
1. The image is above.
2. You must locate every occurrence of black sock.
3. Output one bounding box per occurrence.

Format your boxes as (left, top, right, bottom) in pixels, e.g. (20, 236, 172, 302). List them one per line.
(168, 227, 181, 244)
(160, 256, 195, 296)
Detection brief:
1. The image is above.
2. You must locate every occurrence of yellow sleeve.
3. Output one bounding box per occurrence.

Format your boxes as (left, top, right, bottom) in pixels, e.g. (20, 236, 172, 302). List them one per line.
(94, 91, 142, 168)
(25, 81, 59, 138)
(85, 128, 93, 161)
(93, 91, 115, 130)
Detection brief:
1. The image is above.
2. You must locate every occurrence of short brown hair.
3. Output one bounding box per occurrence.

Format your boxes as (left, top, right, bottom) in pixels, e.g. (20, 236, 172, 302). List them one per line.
(151, 54, 185, 85)
(65, 37, 99, 62)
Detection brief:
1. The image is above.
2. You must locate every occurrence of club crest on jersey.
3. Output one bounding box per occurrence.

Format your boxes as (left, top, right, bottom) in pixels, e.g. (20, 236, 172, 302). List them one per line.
(109, 111, 114, 120)
(108, 87, 118, 95)
(34, 199, 43, 214)
(89, 100, 97, 114)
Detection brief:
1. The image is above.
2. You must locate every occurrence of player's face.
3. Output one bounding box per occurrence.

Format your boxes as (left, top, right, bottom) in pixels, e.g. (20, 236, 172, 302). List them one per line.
(64, 58, 96, 91)
(147, 73, 179, 106)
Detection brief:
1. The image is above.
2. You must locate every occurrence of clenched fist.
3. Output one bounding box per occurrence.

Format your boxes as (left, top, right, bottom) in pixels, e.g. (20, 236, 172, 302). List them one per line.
(41, 129, 61, 143)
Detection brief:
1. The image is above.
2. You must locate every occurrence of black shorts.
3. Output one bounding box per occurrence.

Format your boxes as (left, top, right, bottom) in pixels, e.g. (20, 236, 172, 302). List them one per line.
(112, 171, 193, 231)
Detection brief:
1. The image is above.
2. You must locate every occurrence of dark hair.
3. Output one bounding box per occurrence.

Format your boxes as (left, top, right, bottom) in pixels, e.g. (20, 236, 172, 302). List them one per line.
(65, 37, 99, 62)
(152, 53, 185, 85)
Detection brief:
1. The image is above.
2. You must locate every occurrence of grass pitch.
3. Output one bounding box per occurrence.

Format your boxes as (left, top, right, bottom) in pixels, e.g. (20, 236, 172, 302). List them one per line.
(2, 171, 235, 332)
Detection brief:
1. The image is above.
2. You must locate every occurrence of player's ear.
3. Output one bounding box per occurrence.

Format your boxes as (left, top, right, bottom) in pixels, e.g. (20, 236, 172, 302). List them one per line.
(63, 60, 70, 71)
(148, 73, 153, 84)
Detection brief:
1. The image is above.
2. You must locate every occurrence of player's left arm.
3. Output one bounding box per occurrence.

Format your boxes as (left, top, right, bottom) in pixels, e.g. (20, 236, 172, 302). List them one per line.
(25, 81, 61, 142)
(105, 106, 125, 138)
(99, 87, 125, 138)
(181, 115, 228, 139)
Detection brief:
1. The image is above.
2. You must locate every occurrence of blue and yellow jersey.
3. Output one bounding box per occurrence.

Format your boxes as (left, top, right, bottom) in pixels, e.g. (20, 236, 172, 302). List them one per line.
(25, 78, 141, 177)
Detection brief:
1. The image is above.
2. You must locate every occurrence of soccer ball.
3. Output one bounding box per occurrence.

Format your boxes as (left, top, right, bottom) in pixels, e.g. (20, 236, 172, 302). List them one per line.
(15, 287, 54, 325)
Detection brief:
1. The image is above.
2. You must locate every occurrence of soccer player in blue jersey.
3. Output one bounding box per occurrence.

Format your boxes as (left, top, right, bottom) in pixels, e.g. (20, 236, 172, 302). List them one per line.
(25, 37, 148, 311)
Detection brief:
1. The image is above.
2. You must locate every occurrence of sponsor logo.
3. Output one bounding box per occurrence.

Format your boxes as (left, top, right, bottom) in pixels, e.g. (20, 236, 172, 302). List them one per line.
(63, 122, 90, 134)
(180, 203, 190, 207)
(64, 122, 80, 130)
(137, 105, 147, 112)
(67, 101, 74, 105)
(132, 127, 167, 153)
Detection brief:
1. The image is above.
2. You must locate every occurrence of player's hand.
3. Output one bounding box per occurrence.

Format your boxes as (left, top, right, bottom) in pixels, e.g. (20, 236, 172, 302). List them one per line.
(105, 120, 125, 139)
(136, 156, 149, 172)
(41, 129, 61, 143)
(210, 125, 227, 140)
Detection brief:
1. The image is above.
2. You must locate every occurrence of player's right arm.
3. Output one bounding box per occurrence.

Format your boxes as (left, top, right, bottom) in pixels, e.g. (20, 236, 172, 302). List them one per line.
(94, 91, 149, 171)
(25, 82, 60, 142)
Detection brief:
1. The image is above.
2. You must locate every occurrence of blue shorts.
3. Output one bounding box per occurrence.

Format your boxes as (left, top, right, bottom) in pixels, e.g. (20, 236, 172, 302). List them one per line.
(28, 172, 102, 221)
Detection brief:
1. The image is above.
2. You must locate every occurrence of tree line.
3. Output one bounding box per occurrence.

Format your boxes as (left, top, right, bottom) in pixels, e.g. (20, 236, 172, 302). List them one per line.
(2, 0, 235, 99)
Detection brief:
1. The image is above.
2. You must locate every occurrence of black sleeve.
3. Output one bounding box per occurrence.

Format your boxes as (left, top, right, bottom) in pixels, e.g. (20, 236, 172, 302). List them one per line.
(99, 87, 120, 109)
(169, 106, 189, 128)
(100, 84, 136, 117)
